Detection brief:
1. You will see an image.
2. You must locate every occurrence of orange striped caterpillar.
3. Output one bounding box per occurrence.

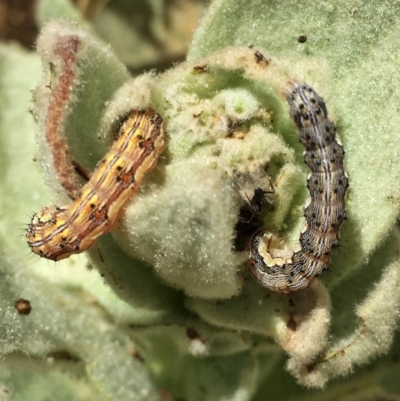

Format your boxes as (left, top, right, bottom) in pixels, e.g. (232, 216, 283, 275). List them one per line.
(246, 82, 348, 292)
(27, 109, 165, 261)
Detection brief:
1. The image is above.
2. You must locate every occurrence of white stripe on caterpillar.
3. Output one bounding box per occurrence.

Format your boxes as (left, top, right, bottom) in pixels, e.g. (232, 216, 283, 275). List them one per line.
(246, 82, 348, 293)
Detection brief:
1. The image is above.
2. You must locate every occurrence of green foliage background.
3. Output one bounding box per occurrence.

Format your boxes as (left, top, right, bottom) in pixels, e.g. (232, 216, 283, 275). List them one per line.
(1, 0, 400, 400)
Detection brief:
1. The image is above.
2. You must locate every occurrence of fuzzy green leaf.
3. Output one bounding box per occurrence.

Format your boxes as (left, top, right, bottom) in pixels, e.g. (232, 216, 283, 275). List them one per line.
(3, 0, 400, 399)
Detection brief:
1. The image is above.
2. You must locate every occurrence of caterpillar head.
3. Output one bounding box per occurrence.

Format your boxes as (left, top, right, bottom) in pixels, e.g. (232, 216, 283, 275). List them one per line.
(285, 82, 328, 129)
(26, 205, 77, 261)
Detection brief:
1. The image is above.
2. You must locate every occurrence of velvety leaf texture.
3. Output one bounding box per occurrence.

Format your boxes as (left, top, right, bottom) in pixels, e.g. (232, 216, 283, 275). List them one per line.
(1, 0, 400, 400)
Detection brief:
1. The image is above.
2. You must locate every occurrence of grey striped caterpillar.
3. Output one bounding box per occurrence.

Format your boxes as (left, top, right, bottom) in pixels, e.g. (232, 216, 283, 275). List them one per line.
(246, 82, 348, 292)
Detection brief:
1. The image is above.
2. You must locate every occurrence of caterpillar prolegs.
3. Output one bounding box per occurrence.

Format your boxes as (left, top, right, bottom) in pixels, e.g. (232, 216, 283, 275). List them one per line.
(246, 82, 348, 293)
